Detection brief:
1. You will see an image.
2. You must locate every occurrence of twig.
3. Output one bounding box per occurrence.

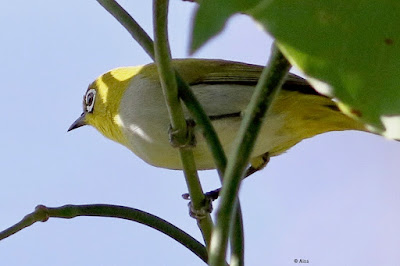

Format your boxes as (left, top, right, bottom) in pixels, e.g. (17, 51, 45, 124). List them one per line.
(0, 204, 208, 263)
(208, 45, 292, 266)
(153, 0, 213, 246)
(96, 0, 154, 59)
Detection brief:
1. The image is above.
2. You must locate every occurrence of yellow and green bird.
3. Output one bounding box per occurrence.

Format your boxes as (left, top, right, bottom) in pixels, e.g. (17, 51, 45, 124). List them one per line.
(69, 59, 375, 171)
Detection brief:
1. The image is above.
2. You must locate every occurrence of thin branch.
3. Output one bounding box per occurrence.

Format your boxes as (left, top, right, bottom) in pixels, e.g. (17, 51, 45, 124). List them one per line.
(153, 0, 213, 246)
(0, 204, 208, 263)
(208, 45, 292, 266)
(177, 77, 245, 264)
(230, 202, 245, 266)
(179, 149, 214, 246)
(153, 0, 245, 259)
(96, 0, 154, 59)
(153, 0, 189, 142)
(96, 0, 245, 260)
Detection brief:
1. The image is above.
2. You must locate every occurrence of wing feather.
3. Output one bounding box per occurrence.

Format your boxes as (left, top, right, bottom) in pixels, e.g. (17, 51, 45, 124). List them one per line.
(172, 59, 320, 96)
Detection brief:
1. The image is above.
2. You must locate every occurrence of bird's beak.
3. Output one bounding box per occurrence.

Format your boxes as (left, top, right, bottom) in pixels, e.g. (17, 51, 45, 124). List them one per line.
(68, 113, 87, 132)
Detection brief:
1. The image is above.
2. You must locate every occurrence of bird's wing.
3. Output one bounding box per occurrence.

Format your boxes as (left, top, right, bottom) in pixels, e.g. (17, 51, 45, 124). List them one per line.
(173, 59, 319, 96)
(171, 59, 322, 117)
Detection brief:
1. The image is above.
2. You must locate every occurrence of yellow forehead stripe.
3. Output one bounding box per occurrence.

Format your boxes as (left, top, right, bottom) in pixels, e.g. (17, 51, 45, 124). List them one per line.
(88, 66, 144, 146)
(95, 66, 144, 105)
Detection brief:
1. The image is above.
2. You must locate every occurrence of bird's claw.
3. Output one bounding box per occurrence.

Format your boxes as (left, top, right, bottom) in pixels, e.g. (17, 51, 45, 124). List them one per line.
(187, 197, 213, 219)
(168, 120, 196, 148)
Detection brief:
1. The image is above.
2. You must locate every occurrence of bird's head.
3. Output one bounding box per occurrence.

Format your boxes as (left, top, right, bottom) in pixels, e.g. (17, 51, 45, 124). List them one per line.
(68, 67, 142, 146)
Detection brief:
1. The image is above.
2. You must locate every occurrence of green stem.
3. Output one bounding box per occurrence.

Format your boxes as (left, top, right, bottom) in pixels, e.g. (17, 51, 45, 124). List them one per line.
(179, 149, 214, 246)
(177, 77, 245, 264)
(208, 45, 292, 266)
(0, 204, 208, 263)
(153, 0, 189, 142)
(97, 0, 244, 260)
(153, 0, 213, 246)
(230, 202, 244, 266)
(96, 0, 154, 59)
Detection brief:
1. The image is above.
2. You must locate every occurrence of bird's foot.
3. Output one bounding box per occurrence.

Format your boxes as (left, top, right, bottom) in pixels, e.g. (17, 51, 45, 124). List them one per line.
(186, 196, 213, 219)
(168, 119, 196, 148)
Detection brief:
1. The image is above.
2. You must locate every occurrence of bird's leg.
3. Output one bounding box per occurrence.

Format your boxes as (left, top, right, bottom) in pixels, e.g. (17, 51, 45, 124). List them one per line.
(168, 119, 197, 148)
(182, 152, 271, 210)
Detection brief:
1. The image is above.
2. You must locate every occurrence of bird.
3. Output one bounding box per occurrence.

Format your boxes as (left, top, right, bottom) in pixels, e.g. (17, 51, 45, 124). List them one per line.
(68, 59, 371, 172)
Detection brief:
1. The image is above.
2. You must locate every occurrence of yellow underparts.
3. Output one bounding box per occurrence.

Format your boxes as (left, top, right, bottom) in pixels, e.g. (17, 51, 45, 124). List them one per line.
(267, 90, 367, 156)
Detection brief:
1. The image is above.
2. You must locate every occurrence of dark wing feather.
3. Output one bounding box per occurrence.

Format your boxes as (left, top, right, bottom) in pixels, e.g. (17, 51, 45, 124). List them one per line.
(173, 59, 320, 96)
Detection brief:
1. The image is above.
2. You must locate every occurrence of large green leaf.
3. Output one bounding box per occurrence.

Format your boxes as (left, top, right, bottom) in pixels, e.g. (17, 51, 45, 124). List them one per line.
(191, 0, 400, 139)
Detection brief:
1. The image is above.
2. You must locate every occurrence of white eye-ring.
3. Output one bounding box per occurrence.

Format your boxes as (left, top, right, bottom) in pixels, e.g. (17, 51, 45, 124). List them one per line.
(85, 88, 96, 113)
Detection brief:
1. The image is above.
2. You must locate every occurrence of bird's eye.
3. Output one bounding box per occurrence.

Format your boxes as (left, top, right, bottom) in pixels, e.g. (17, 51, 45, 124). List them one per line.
(85, 88, 96, 113)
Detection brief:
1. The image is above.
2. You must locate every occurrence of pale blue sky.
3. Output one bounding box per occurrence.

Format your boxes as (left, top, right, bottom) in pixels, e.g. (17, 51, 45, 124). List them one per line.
(1, 1, 399, 265)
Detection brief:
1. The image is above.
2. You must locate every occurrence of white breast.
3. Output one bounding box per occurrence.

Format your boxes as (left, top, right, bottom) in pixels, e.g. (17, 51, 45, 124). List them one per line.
(118, 74, 290, 170)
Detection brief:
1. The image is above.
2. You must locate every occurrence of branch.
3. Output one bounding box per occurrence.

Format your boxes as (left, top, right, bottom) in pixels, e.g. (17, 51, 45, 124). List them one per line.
(0, 204, 208, 263)
(96, 0, 154, 59)
(208, 45, 292, 266)
(153, 0, 213, 246)
(230, 202, 244, 266)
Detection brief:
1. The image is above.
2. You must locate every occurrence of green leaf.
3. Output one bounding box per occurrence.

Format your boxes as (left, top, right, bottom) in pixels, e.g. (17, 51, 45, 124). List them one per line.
(249, 0, 400, 138)
(191, 0, 400, 138)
